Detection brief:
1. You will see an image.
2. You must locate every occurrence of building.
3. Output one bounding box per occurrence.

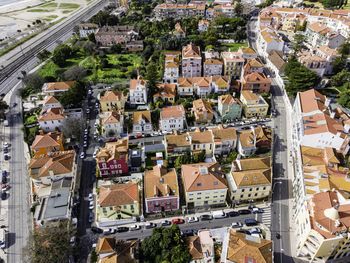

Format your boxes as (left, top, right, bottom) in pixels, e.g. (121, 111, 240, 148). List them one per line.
(96, 138, 129, 177)
(185, 230, 215, 263)
(164, 53, 180, 83)
(78, 23, 98, 38)
(132, 110, 153, 134)
(154, 3, 206, 20)
(97, 181, 140, 222)
(159, 105, 186, 132)
(211, 75, 230, 94)
(237, 128, 257, 157)
(153, 83, 177, 104)
(42, 81, 76, 96)
(144, 165, 180, 214)
(257, 27, 284, 58)
(203, 58, 223, 76)
(198, 19, 210, 32)
(182, 43, 202, 77)
(99, 90, 126, 112)
(38, 107, 65, 132)
(95, 25, 139, 47)
(210, 125, 237, 155)
(305, 22, 346, 49)
(129, 77, 147, 106)
(173, 22, 185, 38)
(298, 51, 328, 77)
(221, 229, 272, 263)
(189, 129, 215, 157)
(228, 157, 271, 203)
(239, 47, 258, 60)
(218, 94, 242, 122)
(213, 3, 235, 18)
(31, 131, 64, 157)
(178, 77, 211, 97)
(164, 133, 192, 159)
(95, 237, 140, 263)
(266, 50, 286, 87)
(243, 58, 265, 76)
(240, 91, 269, 118)
(42, 95, 62, 110)
(221, 51, 245, 79)
(241, 72, 271, 93)
(293, 89, 350, 155)
(100, 111, 124, 138)
(192, 99, 214, 124)
(181, 162, 228, 208)
(125, 40, 144, 52)
(316, 45, 340, 76)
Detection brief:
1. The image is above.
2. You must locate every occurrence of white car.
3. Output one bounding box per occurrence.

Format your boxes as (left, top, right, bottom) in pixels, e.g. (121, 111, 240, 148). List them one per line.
(89, 201, 94, 210)
(88, 193, 94, 202)
(3, 142, 9, 148)
(86, 109, 90, 114)
(93, 148, 99, 158)
(187, 216, 199, 223)
(231, 222, 243, 228)
(80, 152, 85, 159)
(84, 128, 88, 134)
(83, 141, 88, 148)
(129, 224, 141, 231)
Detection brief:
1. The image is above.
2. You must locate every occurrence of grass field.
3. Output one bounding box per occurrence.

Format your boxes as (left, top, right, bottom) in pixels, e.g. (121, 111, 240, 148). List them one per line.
(59, 3, 80, 9)
(43, 15, 58, 21)
(27, 8, 51, 12)
(221, 42, 248, 51)
(40, 2, 58, 8)
(62, 10, 73, 14)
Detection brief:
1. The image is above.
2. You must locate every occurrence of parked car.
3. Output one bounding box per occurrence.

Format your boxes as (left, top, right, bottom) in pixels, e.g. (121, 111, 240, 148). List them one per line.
(88, 193, 94, 202)
(80, 152, 85, 159)
(252, 208, 264, 214)
(172, 218, 185, 225)
(238, 209, 251, 215)
(91, 226, 103, 234)
(181, 229, 194, 237)
(212, 211, 226, 219)
(88, 201, 94, 210)
(88, 213, 94, 223)
(144, 222, 156, 229)
(160, 220, 171, 226)
(1, 192, 6, 201)
(116, 227, 129, 233)
(276, 233, 281, 239)
(1, 176, 7, 184)
(249, 227, 262, 234)
(227, 211, 239, 217)
(231, 222, 243, 228)
(4, 154, 9, 161)
(129, 225, 141, 231)
(244, 218, 258, 226)
(187, 216, 199, 223)
(200, 214, 213, 221)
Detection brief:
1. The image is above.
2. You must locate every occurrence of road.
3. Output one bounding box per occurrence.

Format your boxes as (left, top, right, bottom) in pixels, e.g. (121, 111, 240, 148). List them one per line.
(247, 16, 294, 262)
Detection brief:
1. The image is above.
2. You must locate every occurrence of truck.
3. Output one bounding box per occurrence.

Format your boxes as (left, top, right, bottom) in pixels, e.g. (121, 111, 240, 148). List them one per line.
(0, 228, 6, 249)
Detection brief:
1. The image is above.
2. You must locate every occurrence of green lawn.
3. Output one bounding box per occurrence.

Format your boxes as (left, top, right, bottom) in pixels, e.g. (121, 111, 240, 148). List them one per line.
(27, 8, 51, 12)
(303, 0, 324, 8)
(222, 42, 248, 51)
(41, 2, 58, 8)
(39, 61, 61, 78)
(43, 15, 58, 21)
(62, 10, 73, 14)
(343, 0, 350, 9)
(59, 3, 80, 9)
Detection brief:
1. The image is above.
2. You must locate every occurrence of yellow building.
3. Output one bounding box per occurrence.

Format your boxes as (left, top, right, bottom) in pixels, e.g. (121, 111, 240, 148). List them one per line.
(97, 181, 140, 222)
(240, 90, 269, 118)
(189, 129, 214, 157)
(31, 131, 64, 157)
(99, 90, 126, 112)
(181, 162, 228, 208)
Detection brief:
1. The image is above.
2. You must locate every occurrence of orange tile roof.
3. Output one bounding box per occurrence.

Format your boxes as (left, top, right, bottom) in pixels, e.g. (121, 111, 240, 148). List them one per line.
(133, 110, 151, 125)
(43, 95, 60, 105)
(219, 94, 241, 106)
(100, 90, 124, 102)
(96, 138, 128, 162)
(98, 182, 139, 207)
(243, 72, 271, 84)
(31, 132, 62, 150)
(38, 107, 65, 121)
(129, 77, 146, 90)
(102, 111, 122, 125)
(192, 99, 213, 114)
(165, 133, 191, 148)
(44, 81, 75, 92)
(96, 237, 115, 254)
(160, 105, 185, 119)
(185, 236, 203, 260)
(241, 90, 260, 101)
(298, 89, 326, 113)
(303, 113, 344, 136)
(308, 22, 331, 35)
(182, 162, 227, 192)
(154, 83, 177, 99)
(210, 126, 237, 141)
(204, 58, 223, 65)
(144, 165, 179, 199)
(189, 130, 213, 144)
(182, 43, 201, 59)
(226, 230, 272, 263)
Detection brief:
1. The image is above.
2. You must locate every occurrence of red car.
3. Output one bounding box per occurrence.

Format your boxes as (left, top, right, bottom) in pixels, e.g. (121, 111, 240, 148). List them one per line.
(171, 218, 184, 225)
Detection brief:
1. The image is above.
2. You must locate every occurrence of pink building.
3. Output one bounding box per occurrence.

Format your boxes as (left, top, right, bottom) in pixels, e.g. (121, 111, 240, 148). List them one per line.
(95, 138, 129, 177)
(144, 165, 180, 213)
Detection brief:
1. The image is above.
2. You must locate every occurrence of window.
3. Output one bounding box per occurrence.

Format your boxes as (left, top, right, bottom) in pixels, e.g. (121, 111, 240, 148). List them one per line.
(242, 189, 245, 192)
(249, 188, 253, 191)
(240, 195, 244, 198)
(263, 187, 266, 190)
(197, 183, 202, 187)
(123, 205, 127, 209)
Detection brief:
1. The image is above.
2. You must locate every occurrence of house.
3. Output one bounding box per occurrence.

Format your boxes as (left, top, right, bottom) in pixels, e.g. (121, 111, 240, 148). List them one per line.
(125, 40, 144, 52)
(97, 181, 140, 222)
(192, 99, 214, 124)
(238, 47, 258, 60)
(298, 51, 327, 77)
(210, 125, 237, 155)
(189, 129, 215, 157)
(211, 76, 230, 93)
(221, 229, 272, 263)
(182, 43, 202, 77)
(241, 72, 271, 93)
(42, 95, 62, 110)
(218, 94, 242, 121)
(305, 22, 346, 49)
(185, 230, 215, 263)
(203, 59, 223, 76)
(159, 105, 186, 132)
(228, 157, 271, 203)
(42, 81, 76, 96)
(100, 111, 124, 138)
(198, 19, 209, 32)
(31, 131, 64, 157)
(144, 165, 180, 213)
(38, 107, 65, 132)
(153, 83, 177, 104)
(315, 45, 340, 75)
(181, 162, 228, 208)
(95, 138, 129, 177)
(78, 23, 98, 38)
(237, 128, 257, 157)
(95, 26, 139, 47)
(243, 58, 264, 76)
(257, 26, 284, 58)
(178, 77, 211, 97)
(255, 125, 272, 151)
(99, 90, 126, 112)
(267, 50, 286, 87)
(164, 53, 180, 84)
(213, 3, 235, 18)
(129, 77, 147, 106)
(132, 110, 153, 134)
(178, 77, 194, 96)
(240, 90, 269, 118)
(293, 89, 350, 155)
(221, 51, 245, 79)
(164, 133, 192, 159)
(154, 3, 206, 20)
(95, 237, 140, 262)
(173, 22, 185, 38)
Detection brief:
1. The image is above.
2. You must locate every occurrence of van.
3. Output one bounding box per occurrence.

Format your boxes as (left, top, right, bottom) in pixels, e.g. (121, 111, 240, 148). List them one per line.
(212, 211, 226, 219)
(0, 229, 6, 248)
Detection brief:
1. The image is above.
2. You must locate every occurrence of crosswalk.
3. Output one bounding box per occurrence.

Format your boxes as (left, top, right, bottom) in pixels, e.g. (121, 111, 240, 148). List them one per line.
(260, 205, 272, 228)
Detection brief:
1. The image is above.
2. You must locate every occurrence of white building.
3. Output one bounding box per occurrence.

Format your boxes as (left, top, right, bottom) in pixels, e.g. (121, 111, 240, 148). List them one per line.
(159, 105, 186, 132)
(129, 77, 147, 106)
(256, 27, 284, 58)
(132, 110, 153, 134)
(100, 111, 124, 138)
(78, 23, 98, 38)
(38, 107, 65, 132)
(182, 43, 202, 77)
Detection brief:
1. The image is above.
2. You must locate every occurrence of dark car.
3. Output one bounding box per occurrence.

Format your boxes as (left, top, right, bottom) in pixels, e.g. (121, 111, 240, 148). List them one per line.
(244, 218, 258, 226)
(1, 192, 6, 201)
(227, 211, 239, 217)
(161, 220, 171, 226)
(2, 176, 7, 184)
(236, 229, 250, 235)
(91, 226, 103, 234)
(200, 214, 213, 221)
(181, 229, 194, 237)
(116, 227, 129, 233)
(238, 209, 252, 215)
(145, 222, 157, 229)
(4, 155, 9, 161)
(2, 170, 7, 177)
(276, 233, 281, 239)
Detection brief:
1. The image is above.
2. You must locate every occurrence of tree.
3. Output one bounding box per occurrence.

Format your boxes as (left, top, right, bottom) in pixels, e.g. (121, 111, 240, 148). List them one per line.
(292, 33, 305, 54)
(0, 100, 8, 119)
(331, 69, 350, 87)
(37, 49, 51, 61)
(146, 62, 158, 97)
(88, 33, 96, 43)
(110, 43, 123, 54)
(52, 44, 72, 67)
(332, 57, 347, 75)
(338, 89, 350, 109)
(62, 66, 87, 81)
(24, 222, 72, 263)
(234, 2, 243, 16)
(338, 41, 350, 57)
(82, 41, 96, 55)
(59, 81, 86, 108)
(22, 73, 45, 98)
(61, 117, 85, 140)
(141, 225, 191, 263)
